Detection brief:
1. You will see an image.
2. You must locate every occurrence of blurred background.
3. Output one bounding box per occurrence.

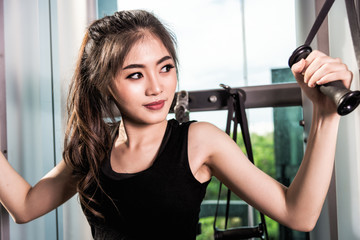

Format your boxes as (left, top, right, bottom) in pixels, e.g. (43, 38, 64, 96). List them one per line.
(0, 0, 359, 239)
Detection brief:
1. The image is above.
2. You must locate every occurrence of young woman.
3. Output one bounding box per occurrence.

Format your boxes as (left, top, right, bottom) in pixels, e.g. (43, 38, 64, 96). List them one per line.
(0, 9, 353, 239)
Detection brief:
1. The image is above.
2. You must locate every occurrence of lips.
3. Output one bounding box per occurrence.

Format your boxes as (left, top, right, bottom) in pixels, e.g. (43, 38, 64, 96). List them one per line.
(144, 100, 165, 110)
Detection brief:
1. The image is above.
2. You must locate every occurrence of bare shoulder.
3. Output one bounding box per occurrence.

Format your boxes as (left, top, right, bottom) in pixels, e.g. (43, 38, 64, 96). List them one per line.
(188, 121, 225, 141)
(188, 121, 234, 154)
(188, 122, 233, 164)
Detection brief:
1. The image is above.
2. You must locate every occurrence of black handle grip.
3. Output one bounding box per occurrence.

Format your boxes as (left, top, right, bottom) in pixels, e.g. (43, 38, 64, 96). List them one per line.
(288, 45, 360, 115)
(214, 225, 264, 240)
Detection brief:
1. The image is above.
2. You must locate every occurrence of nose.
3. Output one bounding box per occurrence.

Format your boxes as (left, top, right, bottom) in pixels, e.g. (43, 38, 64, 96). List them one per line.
(145, 73, 163, 96)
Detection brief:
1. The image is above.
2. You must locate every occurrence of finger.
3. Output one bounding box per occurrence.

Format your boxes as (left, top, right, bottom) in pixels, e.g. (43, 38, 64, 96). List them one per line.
(315, 69, 353, 88)
(304, 56, 341, 85)
(301, 50, 327, 83)
(291, 58, 306, 80)
(306, 61, 346, 87)
(303, 50, 327, 64)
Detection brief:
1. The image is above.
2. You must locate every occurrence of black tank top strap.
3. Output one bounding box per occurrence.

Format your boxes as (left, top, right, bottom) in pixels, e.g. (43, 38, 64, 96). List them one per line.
(155, 119, 196, 166)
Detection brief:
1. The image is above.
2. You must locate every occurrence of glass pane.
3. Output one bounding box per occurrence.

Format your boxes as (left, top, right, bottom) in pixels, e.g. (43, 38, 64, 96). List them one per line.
(118, 0, 246, 91)
(245, 0, 297, 86)
(117, 0, 297, 89)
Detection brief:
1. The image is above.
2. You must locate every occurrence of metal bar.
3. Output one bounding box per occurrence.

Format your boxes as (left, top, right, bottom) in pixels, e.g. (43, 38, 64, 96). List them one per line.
(171, 83, 302, 112)
(0, 0, 10, 238)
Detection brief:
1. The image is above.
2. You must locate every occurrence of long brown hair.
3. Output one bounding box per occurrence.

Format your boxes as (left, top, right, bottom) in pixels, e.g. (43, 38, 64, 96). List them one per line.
(63, 10, 178, 217)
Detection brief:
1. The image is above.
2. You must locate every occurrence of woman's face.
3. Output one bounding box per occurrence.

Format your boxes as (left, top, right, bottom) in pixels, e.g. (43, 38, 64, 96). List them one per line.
(112, 34, 177, 125)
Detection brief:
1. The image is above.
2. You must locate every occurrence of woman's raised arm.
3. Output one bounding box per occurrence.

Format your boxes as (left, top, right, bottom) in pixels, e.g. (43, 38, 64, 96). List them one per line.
(0, 152, 77, 223)
(191, 50, 352, 232)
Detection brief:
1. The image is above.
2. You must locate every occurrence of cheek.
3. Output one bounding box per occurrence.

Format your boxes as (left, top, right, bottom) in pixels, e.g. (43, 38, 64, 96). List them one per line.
(167, 75, 178, 92)
(114, 82, 144, 105)
(166, 76, 177, 105)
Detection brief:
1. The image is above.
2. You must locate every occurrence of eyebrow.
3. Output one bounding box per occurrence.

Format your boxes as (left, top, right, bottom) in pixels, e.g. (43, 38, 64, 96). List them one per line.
(122, 56, 173, 70)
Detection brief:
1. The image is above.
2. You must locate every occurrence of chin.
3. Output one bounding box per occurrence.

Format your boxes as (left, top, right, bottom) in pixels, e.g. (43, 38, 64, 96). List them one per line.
(125, 112, 168, 126)
(142, 114, 168, 125)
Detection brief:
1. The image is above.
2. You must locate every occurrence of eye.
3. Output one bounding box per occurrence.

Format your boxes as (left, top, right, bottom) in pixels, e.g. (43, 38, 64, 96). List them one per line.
(126, 72, 143, 80)
(160, 64, 175, 73)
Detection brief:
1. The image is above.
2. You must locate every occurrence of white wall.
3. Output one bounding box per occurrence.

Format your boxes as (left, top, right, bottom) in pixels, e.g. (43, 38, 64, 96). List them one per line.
(329, 0, 360, 239)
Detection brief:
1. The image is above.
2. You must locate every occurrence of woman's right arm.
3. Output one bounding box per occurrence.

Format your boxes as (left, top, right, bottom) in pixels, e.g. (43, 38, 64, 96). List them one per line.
(0, 151, 78, 223)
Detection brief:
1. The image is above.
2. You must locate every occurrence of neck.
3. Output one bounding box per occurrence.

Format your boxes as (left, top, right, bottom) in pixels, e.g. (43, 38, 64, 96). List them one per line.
(117, 119, 168, 149)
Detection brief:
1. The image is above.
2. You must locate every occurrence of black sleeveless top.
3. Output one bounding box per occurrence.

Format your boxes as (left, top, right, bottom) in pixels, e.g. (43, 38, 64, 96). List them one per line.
(83, 119, 211, 240)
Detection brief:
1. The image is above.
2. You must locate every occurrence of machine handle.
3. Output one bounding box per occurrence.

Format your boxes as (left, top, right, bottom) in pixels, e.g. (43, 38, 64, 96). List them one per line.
(288, 45, 360, 115)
